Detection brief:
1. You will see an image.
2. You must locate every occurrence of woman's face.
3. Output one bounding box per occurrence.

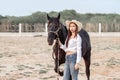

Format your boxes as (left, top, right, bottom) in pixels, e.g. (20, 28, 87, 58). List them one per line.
(69, 23, 77, 33)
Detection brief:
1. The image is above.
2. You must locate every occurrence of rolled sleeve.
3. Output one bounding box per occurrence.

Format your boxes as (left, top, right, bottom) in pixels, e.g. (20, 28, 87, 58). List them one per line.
(60, 44, 66, 51)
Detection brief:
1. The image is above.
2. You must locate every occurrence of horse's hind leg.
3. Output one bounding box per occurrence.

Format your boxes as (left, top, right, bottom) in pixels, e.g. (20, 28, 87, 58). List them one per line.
(83, 50, 91, 80)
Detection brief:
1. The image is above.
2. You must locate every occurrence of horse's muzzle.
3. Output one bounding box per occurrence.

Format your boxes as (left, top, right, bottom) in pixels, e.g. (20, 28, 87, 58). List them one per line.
(47, 38, 54, 45)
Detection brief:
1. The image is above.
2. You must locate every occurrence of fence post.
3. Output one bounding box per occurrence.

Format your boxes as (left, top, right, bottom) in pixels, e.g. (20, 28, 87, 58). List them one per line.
(99, 23, 101, 34)
(45, 23, 48, 35)
(19, 23, 22, 35)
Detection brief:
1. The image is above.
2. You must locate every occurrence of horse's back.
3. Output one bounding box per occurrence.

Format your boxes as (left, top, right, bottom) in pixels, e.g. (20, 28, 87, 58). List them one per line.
(78, 29, 91, 56)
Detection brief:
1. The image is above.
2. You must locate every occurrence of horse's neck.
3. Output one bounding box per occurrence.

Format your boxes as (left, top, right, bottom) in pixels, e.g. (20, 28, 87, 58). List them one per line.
(59, 24, 67, 44)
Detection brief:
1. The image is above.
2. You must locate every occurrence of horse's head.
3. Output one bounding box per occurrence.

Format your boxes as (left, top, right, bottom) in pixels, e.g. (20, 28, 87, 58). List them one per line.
(47, 13, 61, 45)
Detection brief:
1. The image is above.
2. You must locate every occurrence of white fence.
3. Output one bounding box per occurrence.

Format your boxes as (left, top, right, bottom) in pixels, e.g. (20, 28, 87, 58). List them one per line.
(0, 23, 120, 37)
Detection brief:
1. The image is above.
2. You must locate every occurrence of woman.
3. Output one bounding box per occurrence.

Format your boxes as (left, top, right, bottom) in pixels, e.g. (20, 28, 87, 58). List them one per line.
(59, 20, 82, 80)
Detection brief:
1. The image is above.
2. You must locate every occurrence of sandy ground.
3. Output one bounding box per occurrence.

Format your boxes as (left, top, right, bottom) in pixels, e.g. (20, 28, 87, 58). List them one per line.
(0, 36, 120, 80)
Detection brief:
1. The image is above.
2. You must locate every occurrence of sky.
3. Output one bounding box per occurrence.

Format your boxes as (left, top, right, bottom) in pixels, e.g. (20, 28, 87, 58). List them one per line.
(0, 0, 119, 16)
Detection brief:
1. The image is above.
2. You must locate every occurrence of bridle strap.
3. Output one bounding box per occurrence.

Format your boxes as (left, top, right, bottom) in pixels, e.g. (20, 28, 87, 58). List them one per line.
(48, 24, 62, 38)
(56, 38, 60, 80)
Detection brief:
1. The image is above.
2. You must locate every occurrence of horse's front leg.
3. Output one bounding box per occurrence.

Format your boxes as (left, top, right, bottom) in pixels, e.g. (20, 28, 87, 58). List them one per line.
(54, 59, 63, 76)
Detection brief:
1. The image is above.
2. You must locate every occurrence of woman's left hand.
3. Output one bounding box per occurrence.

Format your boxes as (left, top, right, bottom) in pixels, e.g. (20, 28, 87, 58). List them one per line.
(75, 63, 80, 70)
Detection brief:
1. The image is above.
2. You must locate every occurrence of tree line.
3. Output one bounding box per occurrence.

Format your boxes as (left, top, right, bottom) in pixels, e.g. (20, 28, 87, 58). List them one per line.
(0, 9, 120, 32)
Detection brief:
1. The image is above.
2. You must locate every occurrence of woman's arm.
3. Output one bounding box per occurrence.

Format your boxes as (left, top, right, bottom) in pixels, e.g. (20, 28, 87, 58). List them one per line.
(76, 34, 82, 63)
(75, 34, 82, 70)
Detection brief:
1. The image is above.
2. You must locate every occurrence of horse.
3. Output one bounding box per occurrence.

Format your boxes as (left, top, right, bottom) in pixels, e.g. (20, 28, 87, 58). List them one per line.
(47, 13, 91, 80)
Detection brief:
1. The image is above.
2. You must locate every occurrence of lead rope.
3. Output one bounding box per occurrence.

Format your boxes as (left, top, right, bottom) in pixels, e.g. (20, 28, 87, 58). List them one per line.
(56, 38, 60, 80)
(47, 24, 62, 80)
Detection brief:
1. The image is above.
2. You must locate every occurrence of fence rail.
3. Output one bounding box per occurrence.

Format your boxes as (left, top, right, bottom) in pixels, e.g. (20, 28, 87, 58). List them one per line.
(0, 32, 119, 37)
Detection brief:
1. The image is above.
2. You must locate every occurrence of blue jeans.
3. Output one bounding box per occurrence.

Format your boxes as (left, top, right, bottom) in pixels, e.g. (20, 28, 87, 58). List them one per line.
(63, 53, 79, 80)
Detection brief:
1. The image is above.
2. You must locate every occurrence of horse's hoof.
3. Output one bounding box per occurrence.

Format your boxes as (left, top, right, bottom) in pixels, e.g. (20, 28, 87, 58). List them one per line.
(59, 71, 63, 76)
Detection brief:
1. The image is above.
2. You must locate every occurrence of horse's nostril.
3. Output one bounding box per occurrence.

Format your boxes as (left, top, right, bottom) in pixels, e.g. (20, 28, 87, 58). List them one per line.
(47, 38, 54, 45)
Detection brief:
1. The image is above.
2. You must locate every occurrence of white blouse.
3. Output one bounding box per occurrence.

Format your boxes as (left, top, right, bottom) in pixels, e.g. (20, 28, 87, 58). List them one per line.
(60, 34, 82, 63)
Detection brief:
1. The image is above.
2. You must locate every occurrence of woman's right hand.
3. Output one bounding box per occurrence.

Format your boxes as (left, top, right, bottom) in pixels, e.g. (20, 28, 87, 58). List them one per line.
(75, 63, 80, 70)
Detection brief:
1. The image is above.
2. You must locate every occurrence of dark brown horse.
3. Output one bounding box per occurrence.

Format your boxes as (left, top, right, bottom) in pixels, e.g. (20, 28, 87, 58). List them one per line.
(47, 13, 91, 80)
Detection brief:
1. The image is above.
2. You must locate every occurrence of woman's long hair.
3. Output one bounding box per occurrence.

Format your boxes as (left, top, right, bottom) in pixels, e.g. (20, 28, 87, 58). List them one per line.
(66, 22, 78, 47)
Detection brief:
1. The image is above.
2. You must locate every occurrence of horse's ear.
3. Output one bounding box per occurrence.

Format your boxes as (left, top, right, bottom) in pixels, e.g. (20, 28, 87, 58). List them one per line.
(57, 13, 60, 20)
(47, 14, 50, 20)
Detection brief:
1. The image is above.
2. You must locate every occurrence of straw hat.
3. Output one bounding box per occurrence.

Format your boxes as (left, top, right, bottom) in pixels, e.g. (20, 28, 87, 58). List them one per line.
(65, 20, 82, 31)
